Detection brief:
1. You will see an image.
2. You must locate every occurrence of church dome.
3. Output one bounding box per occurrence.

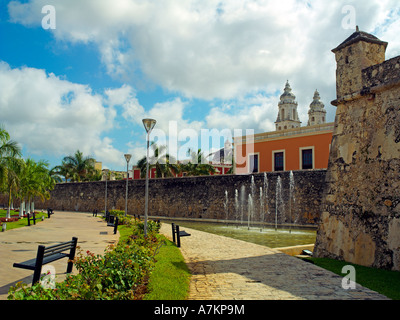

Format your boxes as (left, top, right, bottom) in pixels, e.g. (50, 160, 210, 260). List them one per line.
(279, 81, 297, 106)
(309, 90, 326, 112)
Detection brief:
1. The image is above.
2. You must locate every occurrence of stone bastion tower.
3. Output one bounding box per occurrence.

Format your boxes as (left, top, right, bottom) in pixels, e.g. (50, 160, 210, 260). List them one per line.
(313, 27, 400, 270)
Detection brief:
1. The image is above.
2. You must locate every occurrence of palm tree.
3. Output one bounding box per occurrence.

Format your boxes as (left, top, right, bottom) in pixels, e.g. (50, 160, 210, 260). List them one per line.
(19, 159, 55, 215)
(58, 150, 96, 182)
(3, 157, 24, 218)
(180, 148, 216, 176)
(0, 125, 22, 187)
(137, 143, 180, 178)
(0, 125, 22, 218)
(51, 160, 73, 182)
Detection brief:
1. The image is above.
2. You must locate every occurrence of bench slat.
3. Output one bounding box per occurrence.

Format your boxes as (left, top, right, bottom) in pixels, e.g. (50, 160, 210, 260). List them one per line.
(44, 243, 74, 256)
(179, 231, 191, 237)
(44, 240, 74, 252)
(14, 252, 70, 269)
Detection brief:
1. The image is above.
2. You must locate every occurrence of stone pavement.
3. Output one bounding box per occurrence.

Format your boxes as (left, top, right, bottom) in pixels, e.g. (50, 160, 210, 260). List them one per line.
(159, 223, 390, 300)
(0, 211, 119, 300)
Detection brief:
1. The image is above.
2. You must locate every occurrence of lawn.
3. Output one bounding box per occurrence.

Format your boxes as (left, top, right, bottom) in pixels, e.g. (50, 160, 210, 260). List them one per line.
(144, 235, 191, 300)
(118, 223, 191, 300)
(303, 257, 400, 300)
(0, 209, 47, 230)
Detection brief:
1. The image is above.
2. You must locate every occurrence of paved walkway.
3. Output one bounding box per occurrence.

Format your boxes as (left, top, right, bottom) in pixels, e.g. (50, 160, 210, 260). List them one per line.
(0, 215, 390, 300)
(0, 211, 119, 300)
(159, 223, 390, 300)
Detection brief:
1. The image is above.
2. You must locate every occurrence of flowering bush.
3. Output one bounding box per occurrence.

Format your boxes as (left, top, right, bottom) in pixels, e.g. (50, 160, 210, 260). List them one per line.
(0, 217, 19, 223)
(8, 219, 164, 300)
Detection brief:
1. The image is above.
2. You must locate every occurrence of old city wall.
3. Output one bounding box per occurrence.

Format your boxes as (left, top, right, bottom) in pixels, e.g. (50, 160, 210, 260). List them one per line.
(17, 170, 326, 226)
(314, 39, 400, 270)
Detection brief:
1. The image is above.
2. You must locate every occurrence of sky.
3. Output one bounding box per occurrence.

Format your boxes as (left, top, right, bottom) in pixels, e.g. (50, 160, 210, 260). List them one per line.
(0, 0, 399, 171)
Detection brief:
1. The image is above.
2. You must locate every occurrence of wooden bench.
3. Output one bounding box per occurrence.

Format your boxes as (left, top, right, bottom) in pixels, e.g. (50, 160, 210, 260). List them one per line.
(13, 237, 78, 285)
(47, 208, 54, 219)
(27, 212, 36, 226)
(105, 210, 111, 221)
(107, 216, 119, 235)
(171, 223, 191, 248)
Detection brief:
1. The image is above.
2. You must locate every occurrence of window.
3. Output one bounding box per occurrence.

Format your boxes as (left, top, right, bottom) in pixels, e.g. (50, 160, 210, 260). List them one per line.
(281, 109, 285, 119)
(249, 154, 259, 173)
(301, 149, 313, 169)
(274, 152, 284, 171)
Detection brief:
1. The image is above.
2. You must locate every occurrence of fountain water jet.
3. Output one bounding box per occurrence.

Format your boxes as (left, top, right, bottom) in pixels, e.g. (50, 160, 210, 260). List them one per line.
(247, 194, 253, 230)
(275, 176, 284, 231)
(234, 189, 239, 226)
(259, 186, 264, 232)
(224, 190, 229, 224)
(263, 172, 269, 229)
(240, 185, 246, 225)
(289, 171, 295, 233)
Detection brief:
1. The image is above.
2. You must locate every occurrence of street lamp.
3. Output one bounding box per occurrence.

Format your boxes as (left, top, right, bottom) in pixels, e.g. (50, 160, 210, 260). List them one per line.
(142, 118, 156, 237)
(124, 154, 132, 217)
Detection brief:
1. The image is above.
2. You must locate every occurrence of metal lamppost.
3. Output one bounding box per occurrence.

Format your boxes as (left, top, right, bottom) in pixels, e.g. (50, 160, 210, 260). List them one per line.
(124, 154, 132, 217)
(104, 169, 109, 217)
(142, 118, 156, 237)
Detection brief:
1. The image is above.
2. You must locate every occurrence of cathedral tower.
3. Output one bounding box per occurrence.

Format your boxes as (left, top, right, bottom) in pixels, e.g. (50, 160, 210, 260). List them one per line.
(275, 81, 301, 131)
(307, 90, 327, 126)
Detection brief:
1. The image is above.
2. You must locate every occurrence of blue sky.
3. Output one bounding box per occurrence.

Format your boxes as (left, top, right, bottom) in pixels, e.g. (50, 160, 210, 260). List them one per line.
(0, 0, 399, 171)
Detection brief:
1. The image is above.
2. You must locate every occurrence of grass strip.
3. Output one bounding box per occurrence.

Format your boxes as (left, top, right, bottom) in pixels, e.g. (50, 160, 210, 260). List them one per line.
(118, 223, 191, 300)
(144, 235, 191, 300)
(0, 210, 47, 231)
(304, 257, 400, 300)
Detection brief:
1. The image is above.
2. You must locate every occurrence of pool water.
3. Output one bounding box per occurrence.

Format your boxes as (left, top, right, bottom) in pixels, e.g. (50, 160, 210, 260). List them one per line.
(164, 220, 316, 248)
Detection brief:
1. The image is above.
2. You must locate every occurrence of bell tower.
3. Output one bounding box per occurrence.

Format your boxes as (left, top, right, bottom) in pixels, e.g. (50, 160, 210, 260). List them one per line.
(275, 81, 301, 131)
(307, 90, 326, 126)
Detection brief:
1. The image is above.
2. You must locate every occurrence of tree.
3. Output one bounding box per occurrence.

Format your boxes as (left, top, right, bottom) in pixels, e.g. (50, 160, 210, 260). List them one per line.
(137, 143, 180, 179)
(179, 148, 216, 176)
(55, 150, 96, 182)
(0, 125, 22, 218)
(0, 125, 22, 188)
(19, 159, 55, 215)
(3, 157, 24, 218)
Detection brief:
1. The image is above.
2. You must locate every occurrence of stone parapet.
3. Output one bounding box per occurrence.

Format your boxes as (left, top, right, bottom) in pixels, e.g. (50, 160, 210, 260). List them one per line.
(1, 170, 327, 226)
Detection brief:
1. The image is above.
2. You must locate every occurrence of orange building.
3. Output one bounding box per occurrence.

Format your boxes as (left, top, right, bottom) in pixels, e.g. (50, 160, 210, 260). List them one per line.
(234, 123, 333, 173)
(234, 82, 333, 174)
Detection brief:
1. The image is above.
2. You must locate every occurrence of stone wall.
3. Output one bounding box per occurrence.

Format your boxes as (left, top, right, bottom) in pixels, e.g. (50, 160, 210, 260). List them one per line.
(314, 30, 400, 271)
(8, 170, 326, 226)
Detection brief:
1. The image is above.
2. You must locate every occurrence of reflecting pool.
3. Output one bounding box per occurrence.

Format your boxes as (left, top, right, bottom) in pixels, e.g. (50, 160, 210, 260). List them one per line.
(163, 220, 316, 248)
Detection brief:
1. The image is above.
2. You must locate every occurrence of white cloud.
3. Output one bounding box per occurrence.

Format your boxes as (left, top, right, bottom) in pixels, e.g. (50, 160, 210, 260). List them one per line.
(105, 84, 145, 122)
(206, 94, 276, 133)
(6, 0, 400, 167)
(0, 61, 122, 166)
(8, 0, 399, 102)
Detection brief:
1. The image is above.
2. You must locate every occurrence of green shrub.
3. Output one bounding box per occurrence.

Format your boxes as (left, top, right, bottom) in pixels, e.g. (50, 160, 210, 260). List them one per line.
(8, 218, 163, 300)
